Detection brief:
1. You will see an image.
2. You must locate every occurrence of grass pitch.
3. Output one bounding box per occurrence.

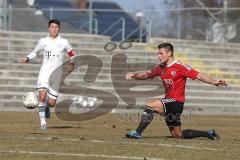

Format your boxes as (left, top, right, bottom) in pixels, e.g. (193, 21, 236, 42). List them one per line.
(0, 111, 239, 160)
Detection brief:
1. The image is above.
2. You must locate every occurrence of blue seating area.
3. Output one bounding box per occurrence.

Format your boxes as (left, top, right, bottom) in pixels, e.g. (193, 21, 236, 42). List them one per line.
(92, 1, 140, 41)
(34, 0, 76, 21)
(34, 0, 142, 41)
(35, 0, 70, 7)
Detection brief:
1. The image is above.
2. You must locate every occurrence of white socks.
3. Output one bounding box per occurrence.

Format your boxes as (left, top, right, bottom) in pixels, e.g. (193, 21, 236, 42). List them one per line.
(38, 102, 46, 126)
(39, 112, 46, 126)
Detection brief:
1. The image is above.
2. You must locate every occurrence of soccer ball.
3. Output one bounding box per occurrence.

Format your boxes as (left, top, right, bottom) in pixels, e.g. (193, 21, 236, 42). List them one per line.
(22, 92, 39, 109)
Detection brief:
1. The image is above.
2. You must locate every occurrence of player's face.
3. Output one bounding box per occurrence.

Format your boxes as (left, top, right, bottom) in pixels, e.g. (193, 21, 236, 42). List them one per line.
(48, 23, 60, 38)
(157, 48, 172, 64)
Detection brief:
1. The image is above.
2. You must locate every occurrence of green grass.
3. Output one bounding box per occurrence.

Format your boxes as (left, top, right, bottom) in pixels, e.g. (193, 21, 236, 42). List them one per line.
(0, 111, 239, 160)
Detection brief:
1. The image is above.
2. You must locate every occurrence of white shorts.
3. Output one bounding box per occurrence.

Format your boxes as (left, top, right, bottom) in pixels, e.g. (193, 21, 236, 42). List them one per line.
(37, 65, 63, 100)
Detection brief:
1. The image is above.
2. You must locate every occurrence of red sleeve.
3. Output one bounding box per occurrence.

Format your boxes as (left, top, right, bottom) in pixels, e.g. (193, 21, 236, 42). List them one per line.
(177, 63, 199, 80)
(146, 66, 162, 79)
(179, 65, 199, 80)
(187, 69, 199, 80)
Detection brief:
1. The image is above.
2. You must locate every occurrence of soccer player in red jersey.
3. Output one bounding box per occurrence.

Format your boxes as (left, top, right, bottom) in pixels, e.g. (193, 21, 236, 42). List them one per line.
(126, 43, 227, 140)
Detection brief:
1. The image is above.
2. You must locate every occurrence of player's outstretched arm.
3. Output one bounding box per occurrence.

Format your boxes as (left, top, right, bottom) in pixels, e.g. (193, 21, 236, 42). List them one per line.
(67, 50, 76, 73)
(197, 72, 227, 86)
(21, 40, 43, 64)
(126, 72, 148, 80)
(20, 57, 29, 64)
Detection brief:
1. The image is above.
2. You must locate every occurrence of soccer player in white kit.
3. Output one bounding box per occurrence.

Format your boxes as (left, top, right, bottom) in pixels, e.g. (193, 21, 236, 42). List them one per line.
(21, 19, 75, 130)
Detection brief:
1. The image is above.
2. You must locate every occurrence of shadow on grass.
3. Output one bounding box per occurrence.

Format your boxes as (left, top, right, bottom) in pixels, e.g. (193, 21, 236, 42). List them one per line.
(48, 125, 82, 129)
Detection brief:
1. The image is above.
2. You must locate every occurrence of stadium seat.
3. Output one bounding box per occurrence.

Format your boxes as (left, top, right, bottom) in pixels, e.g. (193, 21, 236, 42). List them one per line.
(92, 1, 141, 41)
(34, 0, 143, 41)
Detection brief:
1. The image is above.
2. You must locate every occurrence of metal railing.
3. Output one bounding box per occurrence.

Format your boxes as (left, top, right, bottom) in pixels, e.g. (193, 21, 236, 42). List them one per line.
(102, 18, 125, 41)
(75, 18, 98, 35)
(1, 5, 240, 43)
(0, 0, 7, 30)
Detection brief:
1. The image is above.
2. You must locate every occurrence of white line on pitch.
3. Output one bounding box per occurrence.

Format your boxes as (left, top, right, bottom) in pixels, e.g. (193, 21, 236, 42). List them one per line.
(0, 135, 223, 151)
(0, 150, 164, 160)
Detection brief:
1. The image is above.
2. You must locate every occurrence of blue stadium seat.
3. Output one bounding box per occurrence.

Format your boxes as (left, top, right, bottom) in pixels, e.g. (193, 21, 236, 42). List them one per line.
(34, 0, 144, 41)
(71, 12, 89, 29)
(34, 0, 75, 21)
(92, 1, 141, 41)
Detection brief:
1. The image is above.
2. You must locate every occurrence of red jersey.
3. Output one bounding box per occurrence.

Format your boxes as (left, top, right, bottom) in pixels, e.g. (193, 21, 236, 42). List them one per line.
(146, 60, 199, 102)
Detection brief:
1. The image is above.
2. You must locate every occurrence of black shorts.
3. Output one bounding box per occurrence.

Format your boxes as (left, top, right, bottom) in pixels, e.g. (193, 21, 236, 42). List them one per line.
(160, 98, 184, 127)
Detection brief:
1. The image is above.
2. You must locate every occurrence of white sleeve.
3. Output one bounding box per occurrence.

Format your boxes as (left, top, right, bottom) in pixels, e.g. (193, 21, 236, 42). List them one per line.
(64, 40, 76, 64)
(26, 39, 43, 60)
(65, 40, 73, 53)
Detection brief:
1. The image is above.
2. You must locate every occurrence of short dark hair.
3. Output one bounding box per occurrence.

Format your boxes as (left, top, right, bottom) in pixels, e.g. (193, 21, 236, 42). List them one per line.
(158, 43, 174, 56)
(48, 19, 60, 27)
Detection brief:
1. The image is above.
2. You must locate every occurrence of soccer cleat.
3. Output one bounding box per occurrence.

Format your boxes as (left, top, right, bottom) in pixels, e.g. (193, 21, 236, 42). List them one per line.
(45, 107, 51, 119)
(126, 130, 141, 139)
(40, 124, 48, 131)
(207, 129, 220, 140)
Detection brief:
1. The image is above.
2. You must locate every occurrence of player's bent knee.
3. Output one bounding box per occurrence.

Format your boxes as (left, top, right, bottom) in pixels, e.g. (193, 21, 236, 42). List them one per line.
(48, 100, 56, 107)
(39, 95, 46, 102)
(146, 103, 154, 108)
(173, 131, 182, 138)
(173, 134, 182, 138)
(170, 132, 182, 138)
(145, 103, 157, 112)
(48, 102, 55, 107)
(146, 99, 158, 107)
(146, 99, 163, 113)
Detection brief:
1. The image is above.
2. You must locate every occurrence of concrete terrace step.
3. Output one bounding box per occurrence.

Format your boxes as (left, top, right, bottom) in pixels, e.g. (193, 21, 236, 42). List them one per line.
(148, 40, 240, 55)
(1, 87, 239, 101)
(1, 101, 240, 114)
(1, 60, 240, 72)
(0, 82, 239, 93)
(1, 86, 239, 103)
(0, 91, 102, 101)
(2, 50, 240, 65)
(1, 36, 240, 58)
(186, 89, 240, 98)
(0, 69, 113, 80)
(186, 96, 240, 105)
(183, 103, 240, 115)
(150, 37, 240, 50)
(0, 39, 144, 51)
(3, 63, 239, 73)
(0, 64, 239, 78)
(0, 39, 107, 51)
(175, 45, 240, 55)
(0, 72, 237, 85)
(1, 47, 240, 60)
(4, 45, 239, 62)
(175, 47, 240, 57)
(146, 45, 240, 56)
(1, 53, 240, 71)
(1, 41, 240, 59)
(0, 59, 240, 76)
(2, 36, 240, 55)
(184, 102, 240, 109)
(0, 30, 111, 42)
(0, 76, 238, 91)
(0, 67, 239, 82)
(2, 39, 240, 58)
(0, 96, 239, 114)
(0, 84, 35, 92)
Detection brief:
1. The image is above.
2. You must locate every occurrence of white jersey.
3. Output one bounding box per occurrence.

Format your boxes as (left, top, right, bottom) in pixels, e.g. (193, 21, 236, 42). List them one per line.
(27, 35, 73, 98)
(27, 35, 72, 74)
